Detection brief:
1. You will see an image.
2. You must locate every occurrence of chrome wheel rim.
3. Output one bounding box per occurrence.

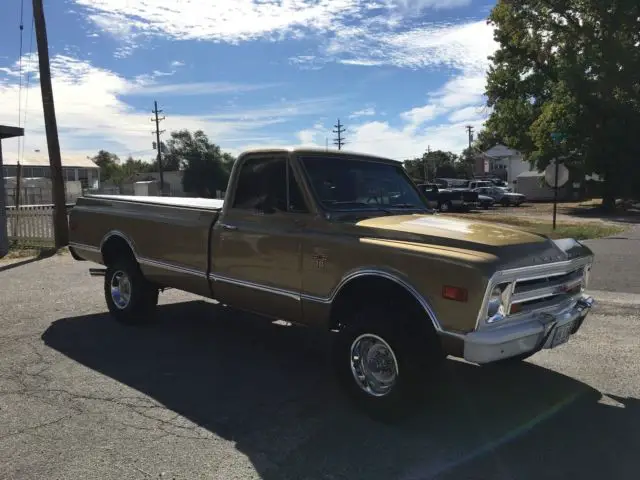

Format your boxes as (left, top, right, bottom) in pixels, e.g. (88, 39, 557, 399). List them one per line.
(350, 334, 399, 397)
(110, 270, 132, 309)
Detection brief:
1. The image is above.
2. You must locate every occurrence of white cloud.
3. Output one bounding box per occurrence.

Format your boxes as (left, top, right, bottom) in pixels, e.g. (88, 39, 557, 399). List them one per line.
(447, 105, 488, 123)
(74, 0, 364, 43)
(349, 107, 376, 118)
(400, 104, 441, 128)
(0, 55, 338, 162)
(170, 60, 185, 68)
(292, 71, 489, 159)
(317, 20, 496, 74)
(123, 81, 284, 97)
(74, 0, 479, 61)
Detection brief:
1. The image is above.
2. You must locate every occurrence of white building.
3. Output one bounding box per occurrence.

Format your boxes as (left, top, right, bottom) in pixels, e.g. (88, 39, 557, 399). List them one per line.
(2, 155, 100, 189)
(483, 144, 532, 187)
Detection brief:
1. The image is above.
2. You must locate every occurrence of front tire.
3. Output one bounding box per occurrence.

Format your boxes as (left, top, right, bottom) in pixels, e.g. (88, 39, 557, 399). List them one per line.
(332, 305, 444, 422)
(104, 259, 159, 325)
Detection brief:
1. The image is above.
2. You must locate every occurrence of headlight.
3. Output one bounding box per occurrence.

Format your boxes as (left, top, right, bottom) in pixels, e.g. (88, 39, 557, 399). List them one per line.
(486, 282, 513, 324)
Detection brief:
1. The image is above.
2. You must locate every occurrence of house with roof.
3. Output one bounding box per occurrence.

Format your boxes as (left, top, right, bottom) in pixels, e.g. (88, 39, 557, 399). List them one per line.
(476, 144, 533, 186)
(2, 154, 100, 188)
(2, 154, 100, 205)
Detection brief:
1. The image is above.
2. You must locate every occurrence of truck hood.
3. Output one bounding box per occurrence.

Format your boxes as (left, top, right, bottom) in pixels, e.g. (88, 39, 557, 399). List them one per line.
(354, 214, 586, 269)
(356, 215, 543, 247)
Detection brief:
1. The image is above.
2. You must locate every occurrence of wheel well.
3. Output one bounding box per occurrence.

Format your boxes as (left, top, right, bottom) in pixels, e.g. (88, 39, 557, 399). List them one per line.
(329, 275, 437, 336)
(101, 235, 136, 266)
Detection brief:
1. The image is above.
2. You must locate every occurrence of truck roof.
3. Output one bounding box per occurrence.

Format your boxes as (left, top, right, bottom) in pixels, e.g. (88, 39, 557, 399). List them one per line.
(238, 147, 400, 166)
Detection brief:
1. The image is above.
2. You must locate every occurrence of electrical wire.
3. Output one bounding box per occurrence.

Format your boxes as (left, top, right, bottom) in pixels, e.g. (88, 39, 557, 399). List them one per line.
(17, 0, 25, 159)
(20, 16, 35, 164)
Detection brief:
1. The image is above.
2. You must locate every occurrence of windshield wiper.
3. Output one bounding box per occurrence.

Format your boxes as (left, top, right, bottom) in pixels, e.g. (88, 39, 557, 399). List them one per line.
(326, 201, 393, 215)
(390, 203, 429, 211)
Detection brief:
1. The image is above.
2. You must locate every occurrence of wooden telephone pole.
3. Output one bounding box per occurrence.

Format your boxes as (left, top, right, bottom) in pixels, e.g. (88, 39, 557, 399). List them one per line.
(33, 0, 68, 247)
(151, 101, 165, 194)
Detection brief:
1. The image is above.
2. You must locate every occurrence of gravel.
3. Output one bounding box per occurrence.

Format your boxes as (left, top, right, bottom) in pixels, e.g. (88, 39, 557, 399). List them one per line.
(1, 254, 639, 480)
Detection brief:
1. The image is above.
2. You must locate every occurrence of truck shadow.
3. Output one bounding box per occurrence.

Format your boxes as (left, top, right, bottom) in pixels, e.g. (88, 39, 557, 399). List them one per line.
(42, 301, 640, 480)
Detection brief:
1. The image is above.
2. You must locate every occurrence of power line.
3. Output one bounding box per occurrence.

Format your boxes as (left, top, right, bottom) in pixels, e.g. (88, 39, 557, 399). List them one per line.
(20, 15, 34, 164)
(332, 118, 346, 150)
(17, 0, 25, 161)
(151, 100, 166, 193)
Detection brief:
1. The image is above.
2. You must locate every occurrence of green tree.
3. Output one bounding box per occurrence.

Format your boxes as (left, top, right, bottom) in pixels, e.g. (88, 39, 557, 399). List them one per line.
(484, 0, 640, 210)
(92, 150, 121, 183)
(164, 129, 236, 197)
(91, 151, 156, 185)
(403, 149, 459, 182)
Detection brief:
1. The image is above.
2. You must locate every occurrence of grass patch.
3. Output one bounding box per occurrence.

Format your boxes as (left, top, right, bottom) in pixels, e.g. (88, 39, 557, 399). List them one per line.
(447, 213, 625, 240)
(2, 242, 68, 260)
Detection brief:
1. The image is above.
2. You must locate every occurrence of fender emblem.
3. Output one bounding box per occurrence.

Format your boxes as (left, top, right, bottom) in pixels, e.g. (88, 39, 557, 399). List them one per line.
(312, 253, 327, 269)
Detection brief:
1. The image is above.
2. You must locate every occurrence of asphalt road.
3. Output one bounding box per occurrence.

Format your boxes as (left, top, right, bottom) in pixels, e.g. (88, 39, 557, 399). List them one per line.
(1, 253, 640, 480)
(584, 224, 640, 294)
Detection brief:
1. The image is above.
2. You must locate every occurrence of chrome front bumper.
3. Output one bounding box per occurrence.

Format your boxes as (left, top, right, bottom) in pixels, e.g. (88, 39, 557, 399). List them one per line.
(463, 295, 594, 364)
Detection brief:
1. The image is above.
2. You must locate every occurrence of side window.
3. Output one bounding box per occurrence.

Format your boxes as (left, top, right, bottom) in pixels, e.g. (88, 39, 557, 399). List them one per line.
(232, 156, 308, 214)
(233, 156, 287, 212)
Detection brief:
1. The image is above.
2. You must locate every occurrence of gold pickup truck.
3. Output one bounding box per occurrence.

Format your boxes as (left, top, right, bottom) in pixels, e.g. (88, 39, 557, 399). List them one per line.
(69, 148, 595, 419)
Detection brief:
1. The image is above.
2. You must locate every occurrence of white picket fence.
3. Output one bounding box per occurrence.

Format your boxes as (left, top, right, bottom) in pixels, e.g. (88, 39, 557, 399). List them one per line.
(5, 204, 70, 245)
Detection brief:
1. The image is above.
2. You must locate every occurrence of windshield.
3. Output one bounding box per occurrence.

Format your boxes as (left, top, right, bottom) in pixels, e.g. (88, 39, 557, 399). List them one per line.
(299, 155, 427, 211)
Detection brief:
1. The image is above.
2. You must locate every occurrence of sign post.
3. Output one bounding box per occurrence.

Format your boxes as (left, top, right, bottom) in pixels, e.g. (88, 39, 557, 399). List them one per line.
(546, 133, 569, 230)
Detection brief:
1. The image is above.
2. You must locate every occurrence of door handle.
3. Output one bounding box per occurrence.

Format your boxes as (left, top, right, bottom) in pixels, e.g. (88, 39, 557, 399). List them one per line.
(220, 223, 238, 231)
(292, 218, 306, 228)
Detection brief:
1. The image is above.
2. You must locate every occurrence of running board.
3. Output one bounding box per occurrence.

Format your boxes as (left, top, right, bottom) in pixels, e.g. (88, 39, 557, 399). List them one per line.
(89, 268, 107, 277)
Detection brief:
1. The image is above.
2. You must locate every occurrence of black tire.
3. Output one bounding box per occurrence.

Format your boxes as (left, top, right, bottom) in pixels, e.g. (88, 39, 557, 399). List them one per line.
(501, 198, 510, 207)
(439, 201, 452, 212)
(331, 304, 444, 422)
(483, 204, 489, 210)
(104, 258, 159, 325)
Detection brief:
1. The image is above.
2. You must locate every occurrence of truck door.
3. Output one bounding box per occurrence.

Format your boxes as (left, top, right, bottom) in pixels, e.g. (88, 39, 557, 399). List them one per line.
(210, 154, 308, 322)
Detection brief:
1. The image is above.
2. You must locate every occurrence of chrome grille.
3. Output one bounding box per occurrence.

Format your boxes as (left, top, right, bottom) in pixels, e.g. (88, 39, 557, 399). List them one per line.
(509, 267, 586, 314)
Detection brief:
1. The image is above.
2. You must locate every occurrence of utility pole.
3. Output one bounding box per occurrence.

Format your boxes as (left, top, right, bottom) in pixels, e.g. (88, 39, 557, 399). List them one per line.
(151, 101, 165, 194)
(465, 125, 474, 150)
(422, 145, 430, 181)
(33, 0, 68, 248)
(333, 119, 346, 150)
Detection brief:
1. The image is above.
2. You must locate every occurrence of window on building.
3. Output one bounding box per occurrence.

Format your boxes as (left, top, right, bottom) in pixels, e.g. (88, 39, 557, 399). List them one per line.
(64, 168, 76, 181)
(78, 168, 89, 187)
(31, 167, 46, 178)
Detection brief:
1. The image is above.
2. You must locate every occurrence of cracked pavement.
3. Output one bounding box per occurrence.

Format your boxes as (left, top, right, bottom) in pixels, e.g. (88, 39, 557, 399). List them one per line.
(1, 251, 640, 480)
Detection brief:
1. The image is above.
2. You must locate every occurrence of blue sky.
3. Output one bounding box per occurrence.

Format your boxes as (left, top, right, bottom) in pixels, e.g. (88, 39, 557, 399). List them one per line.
(0, 0, 498, 164)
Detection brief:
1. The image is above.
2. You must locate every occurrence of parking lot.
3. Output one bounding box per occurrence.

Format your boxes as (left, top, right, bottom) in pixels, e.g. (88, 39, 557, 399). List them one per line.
(1, 246, 640, 479)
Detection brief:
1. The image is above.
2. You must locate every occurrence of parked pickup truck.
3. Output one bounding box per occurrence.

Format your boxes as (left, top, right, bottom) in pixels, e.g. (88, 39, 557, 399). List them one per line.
(417, 183, 478, 212)
(69, 148, 595, 420)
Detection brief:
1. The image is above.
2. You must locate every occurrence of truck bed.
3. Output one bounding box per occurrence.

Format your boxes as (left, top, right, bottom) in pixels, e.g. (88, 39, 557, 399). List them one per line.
(86, 194, 224, 211)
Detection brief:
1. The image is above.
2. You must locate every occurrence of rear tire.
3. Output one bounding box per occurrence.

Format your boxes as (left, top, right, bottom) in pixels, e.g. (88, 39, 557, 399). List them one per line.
(331, 304, 444, 422)
(104, 258, 159, 325)
(439, 201, 452, 212)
